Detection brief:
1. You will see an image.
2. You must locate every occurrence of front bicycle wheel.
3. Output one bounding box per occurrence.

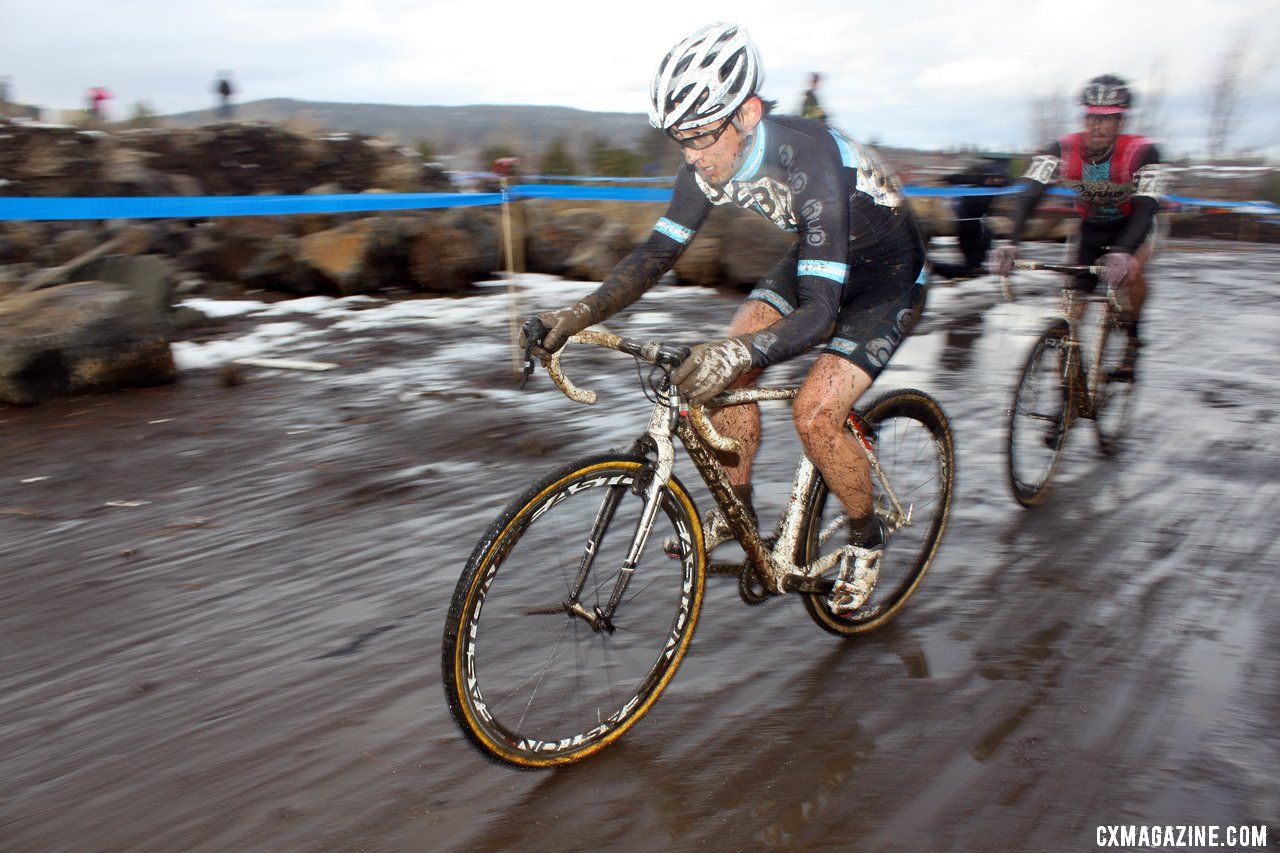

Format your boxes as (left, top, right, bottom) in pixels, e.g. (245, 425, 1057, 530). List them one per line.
(801, 389, 955, 636)
(1093, 312, 1139, 455)
(1006, 320, 1073, 507)
(442, 453, 705, 768)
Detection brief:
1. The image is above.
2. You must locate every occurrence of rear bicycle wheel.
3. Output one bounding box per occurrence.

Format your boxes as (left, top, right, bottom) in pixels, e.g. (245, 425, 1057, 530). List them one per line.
(1006, 321, 1073, 507)
(442, 453, 705, 768)
(801, 389, 955, 636)
(1093, 312, 1139, 455)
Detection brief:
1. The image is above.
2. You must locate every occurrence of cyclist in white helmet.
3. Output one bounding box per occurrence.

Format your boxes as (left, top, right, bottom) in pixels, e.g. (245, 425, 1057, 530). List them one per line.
(526, 23, 927, 614)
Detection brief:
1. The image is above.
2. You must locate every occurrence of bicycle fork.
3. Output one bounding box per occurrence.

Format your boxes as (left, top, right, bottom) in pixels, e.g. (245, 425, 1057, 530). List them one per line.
(565, 389, 680, 632)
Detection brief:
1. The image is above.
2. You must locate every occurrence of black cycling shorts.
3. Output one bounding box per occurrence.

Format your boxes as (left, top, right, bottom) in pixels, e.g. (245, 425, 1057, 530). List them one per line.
(746, 247, 927, 379)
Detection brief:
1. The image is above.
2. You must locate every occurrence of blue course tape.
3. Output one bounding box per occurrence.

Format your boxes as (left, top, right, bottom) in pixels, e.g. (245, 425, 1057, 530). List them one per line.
(523, 175, 679, 184)
(0, 192, 505, 221)
(1163, 194, 1280, 212)
(1, 184, 1275, 221)
(509, 185, 673, 202)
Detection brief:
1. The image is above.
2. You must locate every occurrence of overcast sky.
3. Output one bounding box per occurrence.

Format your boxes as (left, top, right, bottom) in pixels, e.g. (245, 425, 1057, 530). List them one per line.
(4, 0, 1278, 157)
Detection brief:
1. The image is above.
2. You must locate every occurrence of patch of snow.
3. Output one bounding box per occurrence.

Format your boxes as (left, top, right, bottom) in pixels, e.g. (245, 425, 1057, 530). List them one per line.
(172, 321, 316, 370)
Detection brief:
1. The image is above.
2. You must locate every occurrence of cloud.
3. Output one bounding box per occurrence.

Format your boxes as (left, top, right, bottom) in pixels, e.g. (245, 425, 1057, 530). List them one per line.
(914, 59, 1022, 91)
(2, 0, 1277, 155)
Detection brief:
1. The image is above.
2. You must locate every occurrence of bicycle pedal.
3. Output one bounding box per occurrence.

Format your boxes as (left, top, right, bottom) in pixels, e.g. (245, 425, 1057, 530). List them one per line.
(661, 536, 686, 559)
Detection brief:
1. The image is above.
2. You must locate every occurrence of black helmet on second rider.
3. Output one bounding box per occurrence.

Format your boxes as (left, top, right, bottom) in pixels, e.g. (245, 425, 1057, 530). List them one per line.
(1081, 74, 1132, 115)
(649, 23, 763, 134)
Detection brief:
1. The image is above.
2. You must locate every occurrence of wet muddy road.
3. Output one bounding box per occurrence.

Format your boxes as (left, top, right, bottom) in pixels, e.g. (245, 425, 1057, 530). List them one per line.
(2, 240, 1277, 849)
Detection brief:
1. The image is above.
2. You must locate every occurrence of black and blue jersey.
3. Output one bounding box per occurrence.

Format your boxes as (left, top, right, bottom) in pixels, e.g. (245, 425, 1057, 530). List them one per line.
(580, 115, 925, 369)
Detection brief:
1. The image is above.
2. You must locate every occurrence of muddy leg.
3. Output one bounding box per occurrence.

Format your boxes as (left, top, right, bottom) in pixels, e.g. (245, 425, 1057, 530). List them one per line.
(793, 354, 875, 518)
(712, 300, 780, 488)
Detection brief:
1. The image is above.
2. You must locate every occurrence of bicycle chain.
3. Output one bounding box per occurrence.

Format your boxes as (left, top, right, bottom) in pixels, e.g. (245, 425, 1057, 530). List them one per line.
(737, 563, 774, 605)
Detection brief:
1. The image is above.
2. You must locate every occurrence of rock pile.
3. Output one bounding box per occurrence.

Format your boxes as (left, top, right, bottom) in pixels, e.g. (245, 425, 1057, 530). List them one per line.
(0, 121, 452, 198)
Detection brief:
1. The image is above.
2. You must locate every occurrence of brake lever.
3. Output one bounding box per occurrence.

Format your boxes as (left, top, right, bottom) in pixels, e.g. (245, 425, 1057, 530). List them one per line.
(520, 346, 536, 388)
(519, 317, 548, 389)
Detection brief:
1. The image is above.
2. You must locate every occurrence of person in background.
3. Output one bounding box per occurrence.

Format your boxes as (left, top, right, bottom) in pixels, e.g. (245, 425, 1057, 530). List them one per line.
(87, 87, 112, 125)
(492, 156, 521, 179)
(214, 72, 236, 121)
(800, 72, 827, 122)
(930, 154, 1011, 279)
(994, 75, 1168, 378)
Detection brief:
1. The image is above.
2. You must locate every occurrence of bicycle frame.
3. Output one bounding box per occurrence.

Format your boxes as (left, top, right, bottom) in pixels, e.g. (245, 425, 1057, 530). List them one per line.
(1004, 260, 1121, 423)
(1055, 283, 1121, 422)
(680, 388, 912, 595)
(569, 382, 908, 617)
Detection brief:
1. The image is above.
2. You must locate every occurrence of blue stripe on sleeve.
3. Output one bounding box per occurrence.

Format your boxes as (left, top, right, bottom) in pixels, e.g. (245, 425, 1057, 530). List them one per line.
(797, 259, 849, 283)
(746, 288, 795, 316)
(653, 216, 694, 244)
(826, 338, 859, 357)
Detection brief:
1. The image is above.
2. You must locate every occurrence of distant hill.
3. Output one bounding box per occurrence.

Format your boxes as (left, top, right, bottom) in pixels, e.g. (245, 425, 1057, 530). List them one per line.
(161, 99, 667, 170)
(158, 98, 1009, 178)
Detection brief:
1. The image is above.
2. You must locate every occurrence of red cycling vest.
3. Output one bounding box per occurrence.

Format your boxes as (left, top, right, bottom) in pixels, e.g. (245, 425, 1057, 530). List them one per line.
(1058, 132, 1153, 220)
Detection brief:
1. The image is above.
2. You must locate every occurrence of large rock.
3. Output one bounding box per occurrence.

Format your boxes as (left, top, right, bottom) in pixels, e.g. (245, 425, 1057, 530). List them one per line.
(0, 280, 176, 404)
(671, 223, 725, 288)
(525, 209, 608, 276)
(186, 221, 278, 282)
(297, 219, 386, 295)
(239, 235, 327, 294)
(721, 210, 797, 288)
(564, 221, 633, 282)
(408, 209, 502, 292)
(78, 254, 174, 313)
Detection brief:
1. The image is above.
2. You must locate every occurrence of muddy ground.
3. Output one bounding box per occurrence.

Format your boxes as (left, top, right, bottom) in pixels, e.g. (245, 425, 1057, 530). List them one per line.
(1, 239, 1277, 850)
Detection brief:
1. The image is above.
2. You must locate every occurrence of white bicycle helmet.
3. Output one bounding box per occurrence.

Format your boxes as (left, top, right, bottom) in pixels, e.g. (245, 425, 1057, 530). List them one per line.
(649, 23, 763, 132)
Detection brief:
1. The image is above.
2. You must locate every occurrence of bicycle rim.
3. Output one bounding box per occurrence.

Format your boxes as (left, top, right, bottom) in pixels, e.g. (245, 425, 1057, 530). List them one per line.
(1093, 318, 1138, 455)
(802, 389, 955, 636)
(442, 455, 704, 767)
(1007, 323, 1072, 507)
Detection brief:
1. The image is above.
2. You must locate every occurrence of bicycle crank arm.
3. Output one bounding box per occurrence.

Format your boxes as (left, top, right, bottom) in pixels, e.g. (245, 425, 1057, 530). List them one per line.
(781, 573, 837, 596)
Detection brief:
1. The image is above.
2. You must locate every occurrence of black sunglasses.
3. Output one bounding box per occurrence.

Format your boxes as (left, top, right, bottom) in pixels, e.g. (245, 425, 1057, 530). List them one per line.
(666, 114, 738, 150)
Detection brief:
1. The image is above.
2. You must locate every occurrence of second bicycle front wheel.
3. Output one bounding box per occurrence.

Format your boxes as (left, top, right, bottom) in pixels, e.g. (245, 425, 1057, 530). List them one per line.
(442, 453, 705, 768)
(801, 389, 955, 636)
(1006, 320, 1073, 507)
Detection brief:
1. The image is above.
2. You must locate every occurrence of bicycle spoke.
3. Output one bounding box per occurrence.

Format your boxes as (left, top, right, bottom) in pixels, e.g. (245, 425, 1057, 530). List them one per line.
(493, 618, 571, 718)
(620, 570, 665, 609)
